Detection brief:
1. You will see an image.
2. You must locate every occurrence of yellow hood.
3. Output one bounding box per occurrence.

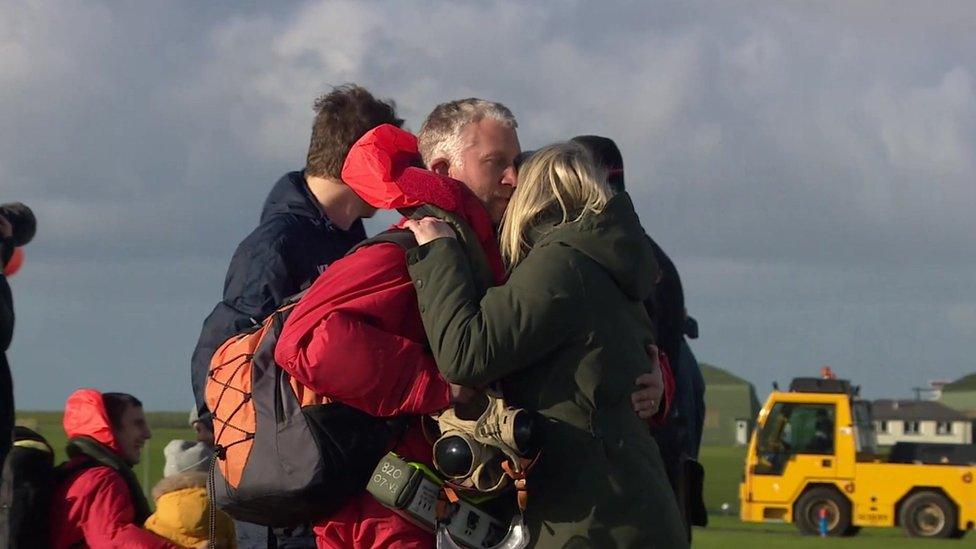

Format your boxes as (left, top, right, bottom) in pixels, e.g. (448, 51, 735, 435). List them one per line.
(144, 474, 235, 548)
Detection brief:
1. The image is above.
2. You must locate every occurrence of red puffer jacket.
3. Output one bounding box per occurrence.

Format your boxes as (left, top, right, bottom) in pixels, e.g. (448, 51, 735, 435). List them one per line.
(49, 389, 177, 549)
(274, 125, 505, 549)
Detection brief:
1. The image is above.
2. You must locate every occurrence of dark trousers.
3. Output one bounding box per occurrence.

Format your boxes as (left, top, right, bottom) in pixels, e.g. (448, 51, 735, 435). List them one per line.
(233, 520, 316, 549)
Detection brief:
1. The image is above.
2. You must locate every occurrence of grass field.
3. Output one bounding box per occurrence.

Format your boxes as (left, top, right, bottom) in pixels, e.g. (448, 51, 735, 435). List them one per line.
(15, 411, 969, 544)
(693, 515, 953, 548)
(700, 445, 747, 514)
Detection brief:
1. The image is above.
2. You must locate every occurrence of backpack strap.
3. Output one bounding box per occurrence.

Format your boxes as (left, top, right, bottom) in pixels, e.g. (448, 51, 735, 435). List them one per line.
(263, 229, 420, 340)
(65, 437, 153, 525)
(275, 230, 418, 315)
(53, 455, 100, 483)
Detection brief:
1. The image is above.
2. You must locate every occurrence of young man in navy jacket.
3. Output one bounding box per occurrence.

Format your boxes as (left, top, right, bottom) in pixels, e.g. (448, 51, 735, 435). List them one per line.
(190, 84, 403, 548)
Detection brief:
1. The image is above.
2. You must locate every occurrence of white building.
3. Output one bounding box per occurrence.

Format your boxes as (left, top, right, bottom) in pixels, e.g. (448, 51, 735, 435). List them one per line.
(873, 399, 973, 446)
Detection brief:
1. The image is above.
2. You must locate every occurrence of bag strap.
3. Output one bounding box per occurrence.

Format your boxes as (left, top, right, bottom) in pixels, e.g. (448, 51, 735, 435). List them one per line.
(501, 453, 542, 512)
(65, 437, 153, 525)
(53, 456, 100, 484)
(275, 229, 418, 315)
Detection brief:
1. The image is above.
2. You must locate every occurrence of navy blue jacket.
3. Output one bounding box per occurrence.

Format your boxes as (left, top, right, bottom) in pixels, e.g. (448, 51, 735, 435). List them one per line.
(644, 240, 707, 533)
(190, 172, 366, 421)
(645, 240, 705, 465)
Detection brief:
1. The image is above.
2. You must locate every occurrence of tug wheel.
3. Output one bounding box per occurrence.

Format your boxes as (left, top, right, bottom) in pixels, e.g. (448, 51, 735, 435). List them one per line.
(794, 487, 852, 537)
(900, 491, 958, 539)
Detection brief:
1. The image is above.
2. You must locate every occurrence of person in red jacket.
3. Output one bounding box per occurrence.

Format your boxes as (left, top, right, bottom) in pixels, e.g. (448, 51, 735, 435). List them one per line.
(49, 389, 186, 549)
(275, 100, 517, 549)
(275, 100, 671, 548)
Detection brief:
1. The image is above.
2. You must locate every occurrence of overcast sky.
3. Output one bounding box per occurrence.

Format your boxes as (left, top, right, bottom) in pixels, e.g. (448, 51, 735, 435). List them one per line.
(3, 1, 974, 410)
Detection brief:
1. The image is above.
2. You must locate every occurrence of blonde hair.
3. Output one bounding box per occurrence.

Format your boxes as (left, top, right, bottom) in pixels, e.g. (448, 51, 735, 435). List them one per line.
(418, 98, 517, 168)
(499, 142, 612, 267)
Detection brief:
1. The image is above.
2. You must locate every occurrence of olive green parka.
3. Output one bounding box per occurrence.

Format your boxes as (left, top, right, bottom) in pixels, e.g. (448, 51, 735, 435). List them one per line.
(406, 193, 687, 548)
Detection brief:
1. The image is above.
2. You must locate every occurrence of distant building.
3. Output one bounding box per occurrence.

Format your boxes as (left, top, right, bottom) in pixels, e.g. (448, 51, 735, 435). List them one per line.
(939, 372, 976, 419)
(701, 363, 761, 446)
(913, 379, 952, 401)
(872, 399, 973, 446)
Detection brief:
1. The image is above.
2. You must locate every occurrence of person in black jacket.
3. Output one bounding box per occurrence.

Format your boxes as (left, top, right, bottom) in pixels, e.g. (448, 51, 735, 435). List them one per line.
(0, 230, 13, 474)
(0, 202, 36, 475)
(189, 84, 403, 548)
(570, 135, 707, 537)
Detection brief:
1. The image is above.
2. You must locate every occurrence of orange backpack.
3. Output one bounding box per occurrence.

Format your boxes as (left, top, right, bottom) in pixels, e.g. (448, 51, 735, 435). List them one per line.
(204, 231, 415, 527)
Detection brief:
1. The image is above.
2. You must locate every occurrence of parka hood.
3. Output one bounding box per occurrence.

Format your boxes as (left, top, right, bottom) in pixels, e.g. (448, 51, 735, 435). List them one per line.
(151, 471, 208, 500)
(63, 388, 121, 454)
(260, 171, 322, 223)
(145, 471, 225, 546)
(343, 124, 505, 282)
(342, 124, 473, 214)
(538, 192, 658, 301)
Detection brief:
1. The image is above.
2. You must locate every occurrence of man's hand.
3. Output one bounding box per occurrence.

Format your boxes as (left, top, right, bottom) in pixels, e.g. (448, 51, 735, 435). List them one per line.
(631, 345, 664, 420)
(449, 383, 477, 405)
(403, 217, 456, 246)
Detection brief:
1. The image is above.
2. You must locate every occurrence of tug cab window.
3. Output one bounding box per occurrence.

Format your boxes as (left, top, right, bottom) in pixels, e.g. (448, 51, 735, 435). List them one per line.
(852, 400, 877, 454)
(754, 403, 836, 475)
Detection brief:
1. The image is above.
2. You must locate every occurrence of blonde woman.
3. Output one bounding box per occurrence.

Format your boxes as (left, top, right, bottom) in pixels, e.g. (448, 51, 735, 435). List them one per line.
(403, 142, 687, 548)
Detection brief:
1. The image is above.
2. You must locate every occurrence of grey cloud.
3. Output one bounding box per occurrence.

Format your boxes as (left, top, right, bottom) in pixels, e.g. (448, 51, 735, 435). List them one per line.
(192, 1, 975, 264)
(3, 0, 974, 408)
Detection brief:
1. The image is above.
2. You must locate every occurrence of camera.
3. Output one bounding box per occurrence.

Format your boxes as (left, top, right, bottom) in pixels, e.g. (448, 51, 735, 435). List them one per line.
(0, 202, 36, 247)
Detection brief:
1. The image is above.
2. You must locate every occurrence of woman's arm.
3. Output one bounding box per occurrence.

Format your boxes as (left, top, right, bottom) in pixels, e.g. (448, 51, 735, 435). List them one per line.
(406, 237, 577, 387)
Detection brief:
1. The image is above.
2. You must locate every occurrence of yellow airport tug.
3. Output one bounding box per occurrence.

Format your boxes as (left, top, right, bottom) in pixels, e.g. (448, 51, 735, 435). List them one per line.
(739, 372, 975, 539)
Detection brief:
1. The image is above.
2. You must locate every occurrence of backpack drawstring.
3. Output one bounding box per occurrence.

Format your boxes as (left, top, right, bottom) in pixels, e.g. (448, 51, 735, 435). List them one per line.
(207, 449, 218, 549)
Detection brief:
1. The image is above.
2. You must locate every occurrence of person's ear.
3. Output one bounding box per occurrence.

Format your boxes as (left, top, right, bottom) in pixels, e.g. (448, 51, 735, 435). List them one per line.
(429, 157, 450, 176)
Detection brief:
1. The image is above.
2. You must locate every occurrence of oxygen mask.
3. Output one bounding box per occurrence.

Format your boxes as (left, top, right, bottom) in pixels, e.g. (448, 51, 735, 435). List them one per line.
(432, 391, 537, 494)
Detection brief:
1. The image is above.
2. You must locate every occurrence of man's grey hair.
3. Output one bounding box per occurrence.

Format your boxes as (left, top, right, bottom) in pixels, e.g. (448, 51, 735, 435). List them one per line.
(417, 98, 518, 168)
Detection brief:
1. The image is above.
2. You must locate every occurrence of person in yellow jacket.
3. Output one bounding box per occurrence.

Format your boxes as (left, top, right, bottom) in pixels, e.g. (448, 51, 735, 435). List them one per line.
(145, 439, 236, 548)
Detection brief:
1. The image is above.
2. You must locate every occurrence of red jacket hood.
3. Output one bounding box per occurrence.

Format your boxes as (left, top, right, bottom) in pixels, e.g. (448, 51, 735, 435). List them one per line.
(63, 388, 121, 453)
(343, 124, 506, 283)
